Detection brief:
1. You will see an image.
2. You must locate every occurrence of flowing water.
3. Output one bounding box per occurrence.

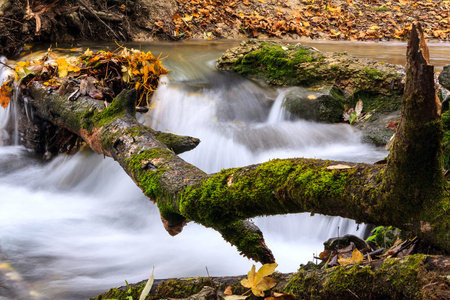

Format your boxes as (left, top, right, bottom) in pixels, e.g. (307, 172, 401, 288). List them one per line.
(0, 40, 449, 299)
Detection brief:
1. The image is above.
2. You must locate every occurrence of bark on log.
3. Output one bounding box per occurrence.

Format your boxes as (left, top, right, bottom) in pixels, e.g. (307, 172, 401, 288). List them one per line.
(23, 22, 450, 263)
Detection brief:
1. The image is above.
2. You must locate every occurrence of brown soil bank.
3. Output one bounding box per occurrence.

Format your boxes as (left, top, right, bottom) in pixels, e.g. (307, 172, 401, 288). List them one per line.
(1, 0, 449, 57)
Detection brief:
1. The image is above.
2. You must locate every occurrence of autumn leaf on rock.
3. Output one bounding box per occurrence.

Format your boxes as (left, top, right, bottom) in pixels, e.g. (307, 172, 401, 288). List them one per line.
(241, 263, 278, 297)
(337, 248, 364, 265)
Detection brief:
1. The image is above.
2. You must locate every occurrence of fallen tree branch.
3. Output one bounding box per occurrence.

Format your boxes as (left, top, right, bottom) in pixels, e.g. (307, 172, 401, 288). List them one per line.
(20, 22, 450, 263)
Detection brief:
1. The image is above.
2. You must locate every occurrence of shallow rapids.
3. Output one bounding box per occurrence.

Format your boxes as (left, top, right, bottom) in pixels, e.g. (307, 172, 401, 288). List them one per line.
(0, 40, 449, 299)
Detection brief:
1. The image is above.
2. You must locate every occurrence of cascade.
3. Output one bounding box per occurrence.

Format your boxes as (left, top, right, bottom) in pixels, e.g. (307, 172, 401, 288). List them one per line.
(2, 40, 448, 299)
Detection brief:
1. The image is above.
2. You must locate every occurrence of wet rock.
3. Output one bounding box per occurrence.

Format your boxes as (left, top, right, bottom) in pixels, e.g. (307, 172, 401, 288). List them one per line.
(355, 111, 400, 147)
(438, 87, 450, 112)
(216, 40, 405, 98)
(438, 65, 450, 90)
(0, 251, 34, 300)
(324, 234, 370, 252)
(282, 85, 345, 123)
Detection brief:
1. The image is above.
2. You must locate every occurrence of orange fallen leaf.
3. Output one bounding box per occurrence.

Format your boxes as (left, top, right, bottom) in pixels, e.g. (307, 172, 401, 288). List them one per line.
(224, 286, 233, 295)
(0, 82, 12, 109)
(338, 248, 364, 265)
(265, 293, 296, 300)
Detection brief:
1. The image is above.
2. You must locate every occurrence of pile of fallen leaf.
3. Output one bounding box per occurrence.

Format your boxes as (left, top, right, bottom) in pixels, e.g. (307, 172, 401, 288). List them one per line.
(318, 233, 419, 269)
(0, 46, 168, 109)
(173, 0, 450, 41)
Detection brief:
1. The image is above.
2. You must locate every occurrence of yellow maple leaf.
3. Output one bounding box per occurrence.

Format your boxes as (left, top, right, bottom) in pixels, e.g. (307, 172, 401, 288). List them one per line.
(241, 263, 278, 297)
(84, 48, 94, 56)
(337, 248, 364, 265)
(182, 14, 193, 21)
(57, 57, 69, 77)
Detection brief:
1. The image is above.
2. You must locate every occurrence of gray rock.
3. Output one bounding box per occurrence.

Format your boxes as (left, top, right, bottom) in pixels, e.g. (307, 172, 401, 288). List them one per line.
(355, 110, 399, 147)
(282, 85, 345, 123)
(324, 234, 370, 252)
(439, 65, 450, 90)
(438, 86, 450, 112)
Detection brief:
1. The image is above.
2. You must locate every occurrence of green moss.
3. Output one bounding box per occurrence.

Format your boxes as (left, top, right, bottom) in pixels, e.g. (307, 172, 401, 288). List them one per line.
(149, 278, 209, 299)
(363, 67, 384, 80)
(284, 255, 427, 299)
(232, 42, 323, 86)
(91, 283, 145, 300)
(219, 221, 268, 261)
(126, 149, 173, 199)
(442, 110, 450, 169)
(178, 158, 377, 228)
(284, 271, 322, 298)
(92, 278, 212, 300)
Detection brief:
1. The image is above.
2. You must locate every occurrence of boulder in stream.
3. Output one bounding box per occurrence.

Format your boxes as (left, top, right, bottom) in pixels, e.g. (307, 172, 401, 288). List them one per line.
(217, 40, 406, 146)
(282, 85, 345, 123)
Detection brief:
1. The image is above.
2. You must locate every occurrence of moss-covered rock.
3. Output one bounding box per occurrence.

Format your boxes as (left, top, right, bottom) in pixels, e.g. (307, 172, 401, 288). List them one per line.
(217, 40, 404, 99)
(284, 254, 450, 299)
(217, 40, 405, 146)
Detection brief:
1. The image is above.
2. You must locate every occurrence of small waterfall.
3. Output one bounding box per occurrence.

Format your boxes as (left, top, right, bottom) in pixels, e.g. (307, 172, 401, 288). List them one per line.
(0, 41, 415, 299)
(266, 88, 292, 124)
(0, 57, 12, 146)
(0, 57, 20, 146)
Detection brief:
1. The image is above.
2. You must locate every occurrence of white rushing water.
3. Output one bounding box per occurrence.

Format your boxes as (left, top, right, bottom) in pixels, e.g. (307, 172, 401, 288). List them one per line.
(0, 40, 448, 299)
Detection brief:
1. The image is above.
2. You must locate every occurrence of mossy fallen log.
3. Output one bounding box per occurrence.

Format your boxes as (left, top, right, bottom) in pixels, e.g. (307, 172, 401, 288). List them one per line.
(92, 254, 450, 299)
(19, 23, 450, 265)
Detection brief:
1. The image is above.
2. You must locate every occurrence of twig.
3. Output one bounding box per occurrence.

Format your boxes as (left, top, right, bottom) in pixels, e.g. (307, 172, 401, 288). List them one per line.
(0, 17, 26, 26)
(347, 288, 360, 299)
(205, 267, 216, 289)
(0, 61, 15, 71)
(77, 0, 121, 40)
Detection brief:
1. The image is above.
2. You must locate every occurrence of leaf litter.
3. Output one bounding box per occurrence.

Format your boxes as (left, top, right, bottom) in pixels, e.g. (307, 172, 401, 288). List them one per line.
(173, 0, 449, 41)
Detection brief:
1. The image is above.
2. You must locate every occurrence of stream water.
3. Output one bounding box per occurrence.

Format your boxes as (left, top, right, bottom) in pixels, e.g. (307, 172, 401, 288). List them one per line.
(0, 40, 449, 299)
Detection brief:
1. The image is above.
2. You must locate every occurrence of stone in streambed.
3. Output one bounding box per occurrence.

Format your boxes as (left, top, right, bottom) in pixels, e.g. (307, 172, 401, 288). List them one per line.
(282, 85, 345, 123)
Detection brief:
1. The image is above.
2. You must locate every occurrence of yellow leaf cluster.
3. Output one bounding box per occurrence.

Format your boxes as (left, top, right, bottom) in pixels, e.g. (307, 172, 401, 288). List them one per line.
(56, 57, 81, 78)
(241, 263, 278, 297)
